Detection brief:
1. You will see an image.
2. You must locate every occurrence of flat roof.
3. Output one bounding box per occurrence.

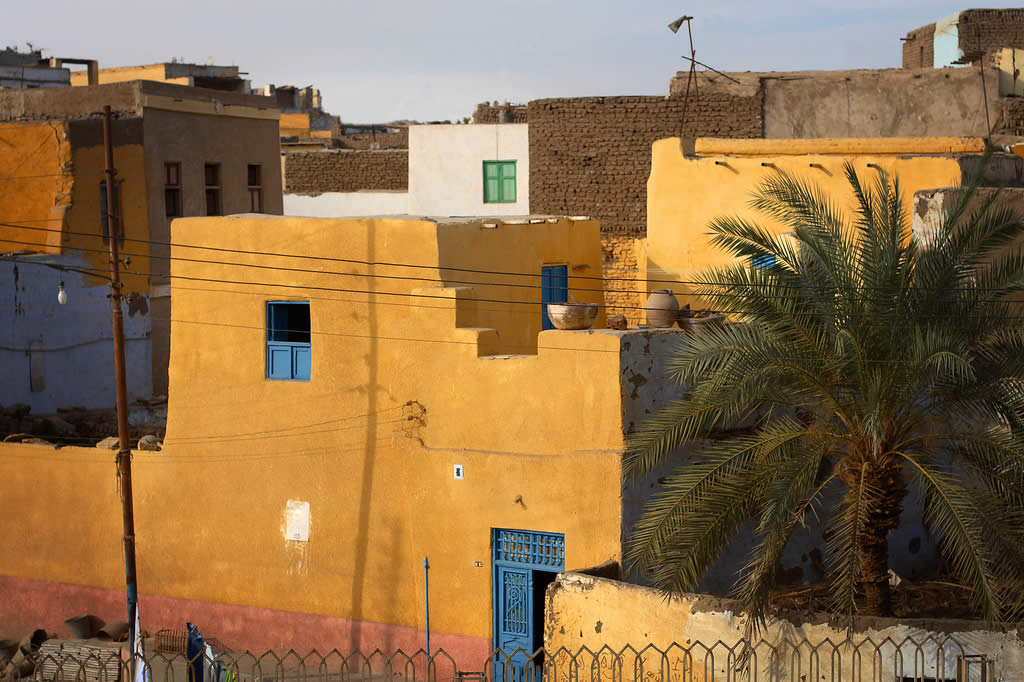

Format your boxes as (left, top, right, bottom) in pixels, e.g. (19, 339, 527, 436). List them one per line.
(0, 80, 276, 122)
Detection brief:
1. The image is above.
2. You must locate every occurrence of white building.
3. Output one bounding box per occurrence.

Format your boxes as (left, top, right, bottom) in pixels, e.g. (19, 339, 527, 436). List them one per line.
(283, 123, 530, 218)
(408, 123, 529, 216)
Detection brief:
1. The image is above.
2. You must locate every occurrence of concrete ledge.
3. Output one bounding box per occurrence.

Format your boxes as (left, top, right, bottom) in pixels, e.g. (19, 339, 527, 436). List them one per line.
(694, 136, 987, 157)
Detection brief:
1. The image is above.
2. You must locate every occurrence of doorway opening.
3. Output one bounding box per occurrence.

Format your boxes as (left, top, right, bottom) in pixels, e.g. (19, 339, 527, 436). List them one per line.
(492, 529, 565, 682)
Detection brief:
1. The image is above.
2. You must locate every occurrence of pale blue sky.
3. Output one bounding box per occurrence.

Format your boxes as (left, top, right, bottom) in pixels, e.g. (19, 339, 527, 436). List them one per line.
(5, 1, 1021, 122)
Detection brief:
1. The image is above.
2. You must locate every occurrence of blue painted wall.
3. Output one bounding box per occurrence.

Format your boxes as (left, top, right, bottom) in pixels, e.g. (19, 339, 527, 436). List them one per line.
(0, 255, 153, 414)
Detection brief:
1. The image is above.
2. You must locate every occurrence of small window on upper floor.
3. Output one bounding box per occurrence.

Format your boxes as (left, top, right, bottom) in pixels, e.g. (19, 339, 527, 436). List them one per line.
(247, 164, 263, 213)
(483, 160, 516, 203)
(204, 163, 222, 216)
(165, 162, 182, 218)
(266, 301, 311, 381)
(752, 254, 775, 269)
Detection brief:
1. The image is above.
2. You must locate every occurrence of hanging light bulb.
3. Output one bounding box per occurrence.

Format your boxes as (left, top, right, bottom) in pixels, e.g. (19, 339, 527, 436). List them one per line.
(57, 280, 67, 305)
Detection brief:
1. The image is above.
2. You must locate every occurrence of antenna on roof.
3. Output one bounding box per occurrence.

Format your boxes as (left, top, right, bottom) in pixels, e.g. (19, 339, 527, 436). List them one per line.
(669, 16, 699, 153)
(667, 15, 736, 155)
(667, 16, 690, 33)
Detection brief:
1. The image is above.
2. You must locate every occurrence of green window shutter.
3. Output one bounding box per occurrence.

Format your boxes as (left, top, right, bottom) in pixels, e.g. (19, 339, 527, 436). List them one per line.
(484, 161, 499, 203)
(500, 162, 516, 203)
(484, 161, 517, 203)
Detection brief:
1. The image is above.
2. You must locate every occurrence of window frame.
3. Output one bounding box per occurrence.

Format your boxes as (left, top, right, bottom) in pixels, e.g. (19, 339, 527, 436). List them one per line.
(483, 160, 517, 204)
(541, 264, 569, 331)
(266, 301, 311, 382)
(204, 162, 222, 216)
(247, 163, 264, 213)
(164, 162, 182, 219)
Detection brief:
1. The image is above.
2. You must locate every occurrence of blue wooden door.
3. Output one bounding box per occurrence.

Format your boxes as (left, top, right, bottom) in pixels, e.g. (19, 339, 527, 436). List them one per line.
(541, 265, 569, 330)
(493, 530, 565, 682)
(495, 565, 533, 682)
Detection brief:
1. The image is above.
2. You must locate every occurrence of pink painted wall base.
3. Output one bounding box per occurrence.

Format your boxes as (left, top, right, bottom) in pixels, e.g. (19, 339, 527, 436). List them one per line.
(0, 575, 490, 668)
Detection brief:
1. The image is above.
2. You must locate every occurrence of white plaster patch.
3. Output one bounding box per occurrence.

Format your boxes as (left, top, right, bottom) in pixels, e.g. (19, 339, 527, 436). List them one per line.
(285, 500, 310, 542)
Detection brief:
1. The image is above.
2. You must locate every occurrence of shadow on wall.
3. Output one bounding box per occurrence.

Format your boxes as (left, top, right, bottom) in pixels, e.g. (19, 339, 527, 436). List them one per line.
(350, 222, 380, 650)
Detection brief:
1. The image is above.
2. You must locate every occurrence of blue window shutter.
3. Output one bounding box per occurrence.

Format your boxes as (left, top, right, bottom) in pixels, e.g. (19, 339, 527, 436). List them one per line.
(292, 346, 311, 381)
(553, 265, 568, 299)
(541, 265, 569, 331)
(267, 344, 293, 379)
(266, 301, 311, 380)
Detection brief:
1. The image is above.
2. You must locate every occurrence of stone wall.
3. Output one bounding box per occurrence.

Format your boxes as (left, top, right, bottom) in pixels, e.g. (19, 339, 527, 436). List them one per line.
(527, 92, 763, 236)
(902, 23, 936, 68)
(601, 236, 645, 326)
(545, 572, 1024, 681)
(668, 68, 999, 139)
(283, 150, 408, 194)
(958, 9, 1024, 57)
(336, 128, 408, 150)
(999, 97, 1024, 135)
(472, 101, 528, 124)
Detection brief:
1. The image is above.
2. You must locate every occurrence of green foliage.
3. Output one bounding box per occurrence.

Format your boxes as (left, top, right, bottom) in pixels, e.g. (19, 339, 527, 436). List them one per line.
(625, 156, 1024, 628)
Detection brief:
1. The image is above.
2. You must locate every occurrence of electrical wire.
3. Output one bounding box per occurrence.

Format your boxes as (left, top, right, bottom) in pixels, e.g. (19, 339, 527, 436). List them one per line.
(0, 438, 399, 465)
(170, 405, 407, 442)
(5, 250, 1024, 324)
(10, 232, 1023, 306)
(0, 175, 65, 182)
(9, 220, 1019, 294)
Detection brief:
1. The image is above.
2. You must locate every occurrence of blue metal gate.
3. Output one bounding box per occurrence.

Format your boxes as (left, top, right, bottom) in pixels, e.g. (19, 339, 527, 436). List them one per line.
(492, 529, 565, 682)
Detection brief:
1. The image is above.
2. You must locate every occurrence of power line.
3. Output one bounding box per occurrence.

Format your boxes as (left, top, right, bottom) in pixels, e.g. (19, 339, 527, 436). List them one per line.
(11, 233, 1024, 304)
(0, 235, 647, 297)
(0, 174, 64, 181)
(4, 248, 1022, 320)
(170, 405, 407, 442)
(0, 438, 398, 465)
(5, 220, 1022, 295)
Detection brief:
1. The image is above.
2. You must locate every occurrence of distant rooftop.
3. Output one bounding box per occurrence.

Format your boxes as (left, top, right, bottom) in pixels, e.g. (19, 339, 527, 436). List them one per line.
(0, 80, 277, 122)
(0, 49, 44, 67)
(69, 62, 249, 92)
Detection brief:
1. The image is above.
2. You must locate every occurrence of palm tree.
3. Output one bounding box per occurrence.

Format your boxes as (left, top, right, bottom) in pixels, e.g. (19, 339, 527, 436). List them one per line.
(625, 159, 1024, 627)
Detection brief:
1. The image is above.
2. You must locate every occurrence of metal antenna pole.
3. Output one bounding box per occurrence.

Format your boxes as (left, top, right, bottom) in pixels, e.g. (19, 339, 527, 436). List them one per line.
(103, 104, 139, 663)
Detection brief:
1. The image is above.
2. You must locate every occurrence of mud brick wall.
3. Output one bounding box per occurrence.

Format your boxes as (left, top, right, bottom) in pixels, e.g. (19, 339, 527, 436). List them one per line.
(472, 102, 529, 124)
(601, 235, 645, 326)
(998, 98, 1024, 136)
(337, 128, 408, 150)
(528, 93, 763, 236)
(284, 150, 408, 194)
(902, 23, 936, 68)
(958, 9, 1024, 55)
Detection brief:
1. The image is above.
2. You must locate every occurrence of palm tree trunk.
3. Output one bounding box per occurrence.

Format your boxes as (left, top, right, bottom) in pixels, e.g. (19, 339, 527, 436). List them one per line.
(857, 462, 907, 616)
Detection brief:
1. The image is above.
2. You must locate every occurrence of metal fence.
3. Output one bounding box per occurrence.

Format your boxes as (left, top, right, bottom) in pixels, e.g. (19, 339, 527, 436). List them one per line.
(0, 636, 1005, 682)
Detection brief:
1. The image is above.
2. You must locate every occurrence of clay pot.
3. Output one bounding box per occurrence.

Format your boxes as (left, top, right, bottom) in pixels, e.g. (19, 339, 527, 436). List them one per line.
(680, 313, 725, 332)
(645, 290, 680, 328)
(606, 314, 628, 330)
(547, 302, 599, 330)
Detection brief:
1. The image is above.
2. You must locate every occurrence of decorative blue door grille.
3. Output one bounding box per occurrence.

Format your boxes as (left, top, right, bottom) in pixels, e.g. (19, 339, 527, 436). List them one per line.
(495, 529, 565, 569)
(493, 529, 565, 682)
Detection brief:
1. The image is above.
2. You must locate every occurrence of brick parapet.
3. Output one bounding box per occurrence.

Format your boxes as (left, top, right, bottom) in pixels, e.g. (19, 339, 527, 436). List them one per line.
(601, 235, 646, 326)
(284, 150, 408, 194)
(527, 93, 762, 236)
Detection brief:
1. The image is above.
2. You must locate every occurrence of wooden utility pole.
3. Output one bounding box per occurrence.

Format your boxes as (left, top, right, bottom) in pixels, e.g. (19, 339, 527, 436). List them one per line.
(102, 104, 140, 659)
